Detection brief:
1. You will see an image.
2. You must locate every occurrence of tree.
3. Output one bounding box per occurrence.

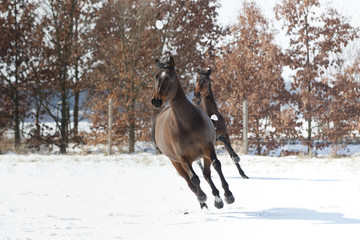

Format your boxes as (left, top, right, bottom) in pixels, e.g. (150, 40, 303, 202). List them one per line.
(275, 0, 358, 154)
(88, 0, 158, 153)
(154, 0, 223, 91)
(320, 55, 360, 156)
(39, 0, 98, 153)
(88, 0, 223, 153)
(0, 0, 40, 151)
(212, 1, 290, 155)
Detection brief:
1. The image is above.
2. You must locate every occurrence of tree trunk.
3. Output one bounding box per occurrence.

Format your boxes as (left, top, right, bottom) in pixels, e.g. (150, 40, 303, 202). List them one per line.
(34, 103, 41, 151)
(128, 122, 135, 153)
(107, 99, 112, 155)
(307, 116, 312, 155)
(256, 137, 261, 155)
(59, 96, 68, 154)
(14, 93, 21, 151)
(73, 91, 79, 136)
(13, 3, 21, 151)
(242, 99, 248, 154)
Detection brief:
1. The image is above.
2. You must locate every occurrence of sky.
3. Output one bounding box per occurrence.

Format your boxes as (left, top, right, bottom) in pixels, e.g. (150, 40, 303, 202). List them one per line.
(217, 0, 360, 28)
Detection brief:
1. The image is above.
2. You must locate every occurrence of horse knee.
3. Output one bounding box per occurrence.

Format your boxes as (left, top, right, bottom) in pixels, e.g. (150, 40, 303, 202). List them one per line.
(190, 175, 200, 186)
(232, 155, 240, 163)
(212, 159, 221, 170)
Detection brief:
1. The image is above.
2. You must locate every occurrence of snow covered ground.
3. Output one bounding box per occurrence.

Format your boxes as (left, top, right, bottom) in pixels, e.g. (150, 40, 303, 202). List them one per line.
(1, 152, 360, 240)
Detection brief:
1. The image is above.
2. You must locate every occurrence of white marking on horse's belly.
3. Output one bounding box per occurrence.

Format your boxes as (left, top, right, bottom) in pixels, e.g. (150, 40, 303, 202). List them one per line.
(211, 114, 218, 121)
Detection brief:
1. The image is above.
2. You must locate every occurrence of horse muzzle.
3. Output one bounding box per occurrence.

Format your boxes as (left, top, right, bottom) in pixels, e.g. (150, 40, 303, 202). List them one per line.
(151, 98, 163, 108)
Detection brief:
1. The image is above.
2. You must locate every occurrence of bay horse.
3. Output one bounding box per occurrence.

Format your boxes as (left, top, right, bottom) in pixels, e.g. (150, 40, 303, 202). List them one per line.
(194, 67, 249, 179)
(151, 56, 235, 209)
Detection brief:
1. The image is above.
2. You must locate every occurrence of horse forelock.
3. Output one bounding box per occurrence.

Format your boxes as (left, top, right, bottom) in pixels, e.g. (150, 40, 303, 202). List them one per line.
(198, 69, 208, 76)
(156, 60, 175, 71)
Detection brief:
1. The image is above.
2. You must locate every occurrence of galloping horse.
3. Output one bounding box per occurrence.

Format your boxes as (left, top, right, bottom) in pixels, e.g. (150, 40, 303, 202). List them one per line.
(194, 67, 249, 179)
(151, 56, 235, 209)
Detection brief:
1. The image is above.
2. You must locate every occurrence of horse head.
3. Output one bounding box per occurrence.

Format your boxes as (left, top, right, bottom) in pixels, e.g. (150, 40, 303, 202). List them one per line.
(151, 56, 178, 108)
(194, 67, 211, 100)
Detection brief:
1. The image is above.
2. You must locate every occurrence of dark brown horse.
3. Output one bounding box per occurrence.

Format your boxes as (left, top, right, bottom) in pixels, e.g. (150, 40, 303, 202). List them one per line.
(194, 67, 249, 179)
(151, 56, 234, 209)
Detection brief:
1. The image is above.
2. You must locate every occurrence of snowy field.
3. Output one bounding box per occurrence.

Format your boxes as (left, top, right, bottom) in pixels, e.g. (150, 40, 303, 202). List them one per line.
(1, 152, 360, 240)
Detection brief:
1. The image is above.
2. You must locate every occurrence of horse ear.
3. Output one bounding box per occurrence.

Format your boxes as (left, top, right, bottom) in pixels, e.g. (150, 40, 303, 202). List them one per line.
(197, 68, 202, 74)
(207, 66, 211, 76)
(168, 56, 175, 68)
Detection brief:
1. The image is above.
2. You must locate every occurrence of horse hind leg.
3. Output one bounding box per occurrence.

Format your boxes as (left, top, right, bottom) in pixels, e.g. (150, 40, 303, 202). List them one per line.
(202, 156, 224, 209)
(208, 147, 235, 205)
(170, 160, 208, 209)
(217, 134, 249, 179)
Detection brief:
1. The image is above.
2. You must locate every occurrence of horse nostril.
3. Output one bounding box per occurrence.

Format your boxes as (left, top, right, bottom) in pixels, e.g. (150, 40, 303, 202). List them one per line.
(151, 98, 163, 108)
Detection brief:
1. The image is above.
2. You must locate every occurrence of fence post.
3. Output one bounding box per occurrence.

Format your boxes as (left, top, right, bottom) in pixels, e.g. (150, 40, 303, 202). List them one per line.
(107, 99, 112, 155)
(243, 99, 248, 154)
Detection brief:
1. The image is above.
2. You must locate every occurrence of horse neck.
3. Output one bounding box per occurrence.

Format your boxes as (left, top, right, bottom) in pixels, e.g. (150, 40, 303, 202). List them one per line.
(169, 81, 196, 124)
(201, 86, 219, 115)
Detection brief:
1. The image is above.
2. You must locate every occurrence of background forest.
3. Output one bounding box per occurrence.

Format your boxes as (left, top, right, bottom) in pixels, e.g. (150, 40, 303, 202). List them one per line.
(1, 0, 359, 156)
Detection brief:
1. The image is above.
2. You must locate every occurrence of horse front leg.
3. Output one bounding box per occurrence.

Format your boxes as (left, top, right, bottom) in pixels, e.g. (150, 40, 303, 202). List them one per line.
(170, 160, 208, 209)
(217, 134, 249, 179)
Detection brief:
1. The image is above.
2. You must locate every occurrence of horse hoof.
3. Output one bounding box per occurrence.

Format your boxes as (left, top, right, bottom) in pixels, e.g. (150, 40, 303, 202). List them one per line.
(225, 194, 235, 204)
(200, 203, 208, 209)
(214, 196, 224, 209)
(197, 193, 207, 203)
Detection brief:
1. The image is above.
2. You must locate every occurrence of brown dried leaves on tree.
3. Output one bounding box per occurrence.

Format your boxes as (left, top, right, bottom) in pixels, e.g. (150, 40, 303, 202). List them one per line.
(275, 0, 359, 154)
(212, 1, 291, 155)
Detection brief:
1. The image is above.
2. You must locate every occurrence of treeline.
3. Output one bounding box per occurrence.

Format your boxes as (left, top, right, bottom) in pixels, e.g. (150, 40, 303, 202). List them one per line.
(0, 0, 359, 155)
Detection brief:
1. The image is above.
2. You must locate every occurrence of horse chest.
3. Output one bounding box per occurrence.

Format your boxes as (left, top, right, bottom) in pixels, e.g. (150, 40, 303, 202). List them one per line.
(155, 120, 208, 161)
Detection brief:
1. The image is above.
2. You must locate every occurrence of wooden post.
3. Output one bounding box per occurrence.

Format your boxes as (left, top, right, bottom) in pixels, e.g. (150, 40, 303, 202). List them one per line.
(107, 99, 112, 155)
(243, 99, 248, 154)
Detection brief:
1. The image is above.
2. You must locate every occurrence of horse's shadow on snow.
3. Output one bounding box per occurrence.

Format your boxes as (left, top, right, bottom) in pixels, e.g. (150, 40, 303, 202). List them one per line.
(228, 176, 341, 182)
(216, 176, 358, 224)
(215, 208, 360, 224)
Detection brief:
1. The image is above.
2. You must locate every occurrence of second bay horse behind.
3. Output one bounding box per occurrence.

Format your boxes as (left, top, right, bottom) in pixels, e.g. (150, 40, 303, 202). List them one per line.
(151, 56, 235, 209)
(194, 67, 249, 179)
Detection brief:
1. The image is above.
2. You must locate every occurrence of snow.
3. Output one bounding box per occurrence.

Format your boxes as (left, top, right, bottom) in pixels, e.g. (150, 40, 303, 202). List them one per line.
(1, 152, 360, 240)
(155, 20, 164, 30)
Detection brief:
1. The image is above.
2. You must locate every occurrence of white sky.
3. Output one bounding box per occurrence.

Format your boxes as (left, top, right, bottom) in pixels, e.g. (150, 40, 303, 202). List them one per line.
(217, 0, 360, 28)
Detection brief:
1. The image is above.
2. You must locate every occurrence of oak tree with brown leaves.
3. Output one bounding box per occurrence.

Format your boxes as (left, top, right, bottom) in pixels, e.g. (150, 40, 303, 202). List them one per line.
(0, 0, 39, 151)
(275, 0, 358, 154)
(88, 0, 223, 153)
(212, 1, 291, 155)
(319, 56, 360, 156)
(37, 0, 98, 153)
